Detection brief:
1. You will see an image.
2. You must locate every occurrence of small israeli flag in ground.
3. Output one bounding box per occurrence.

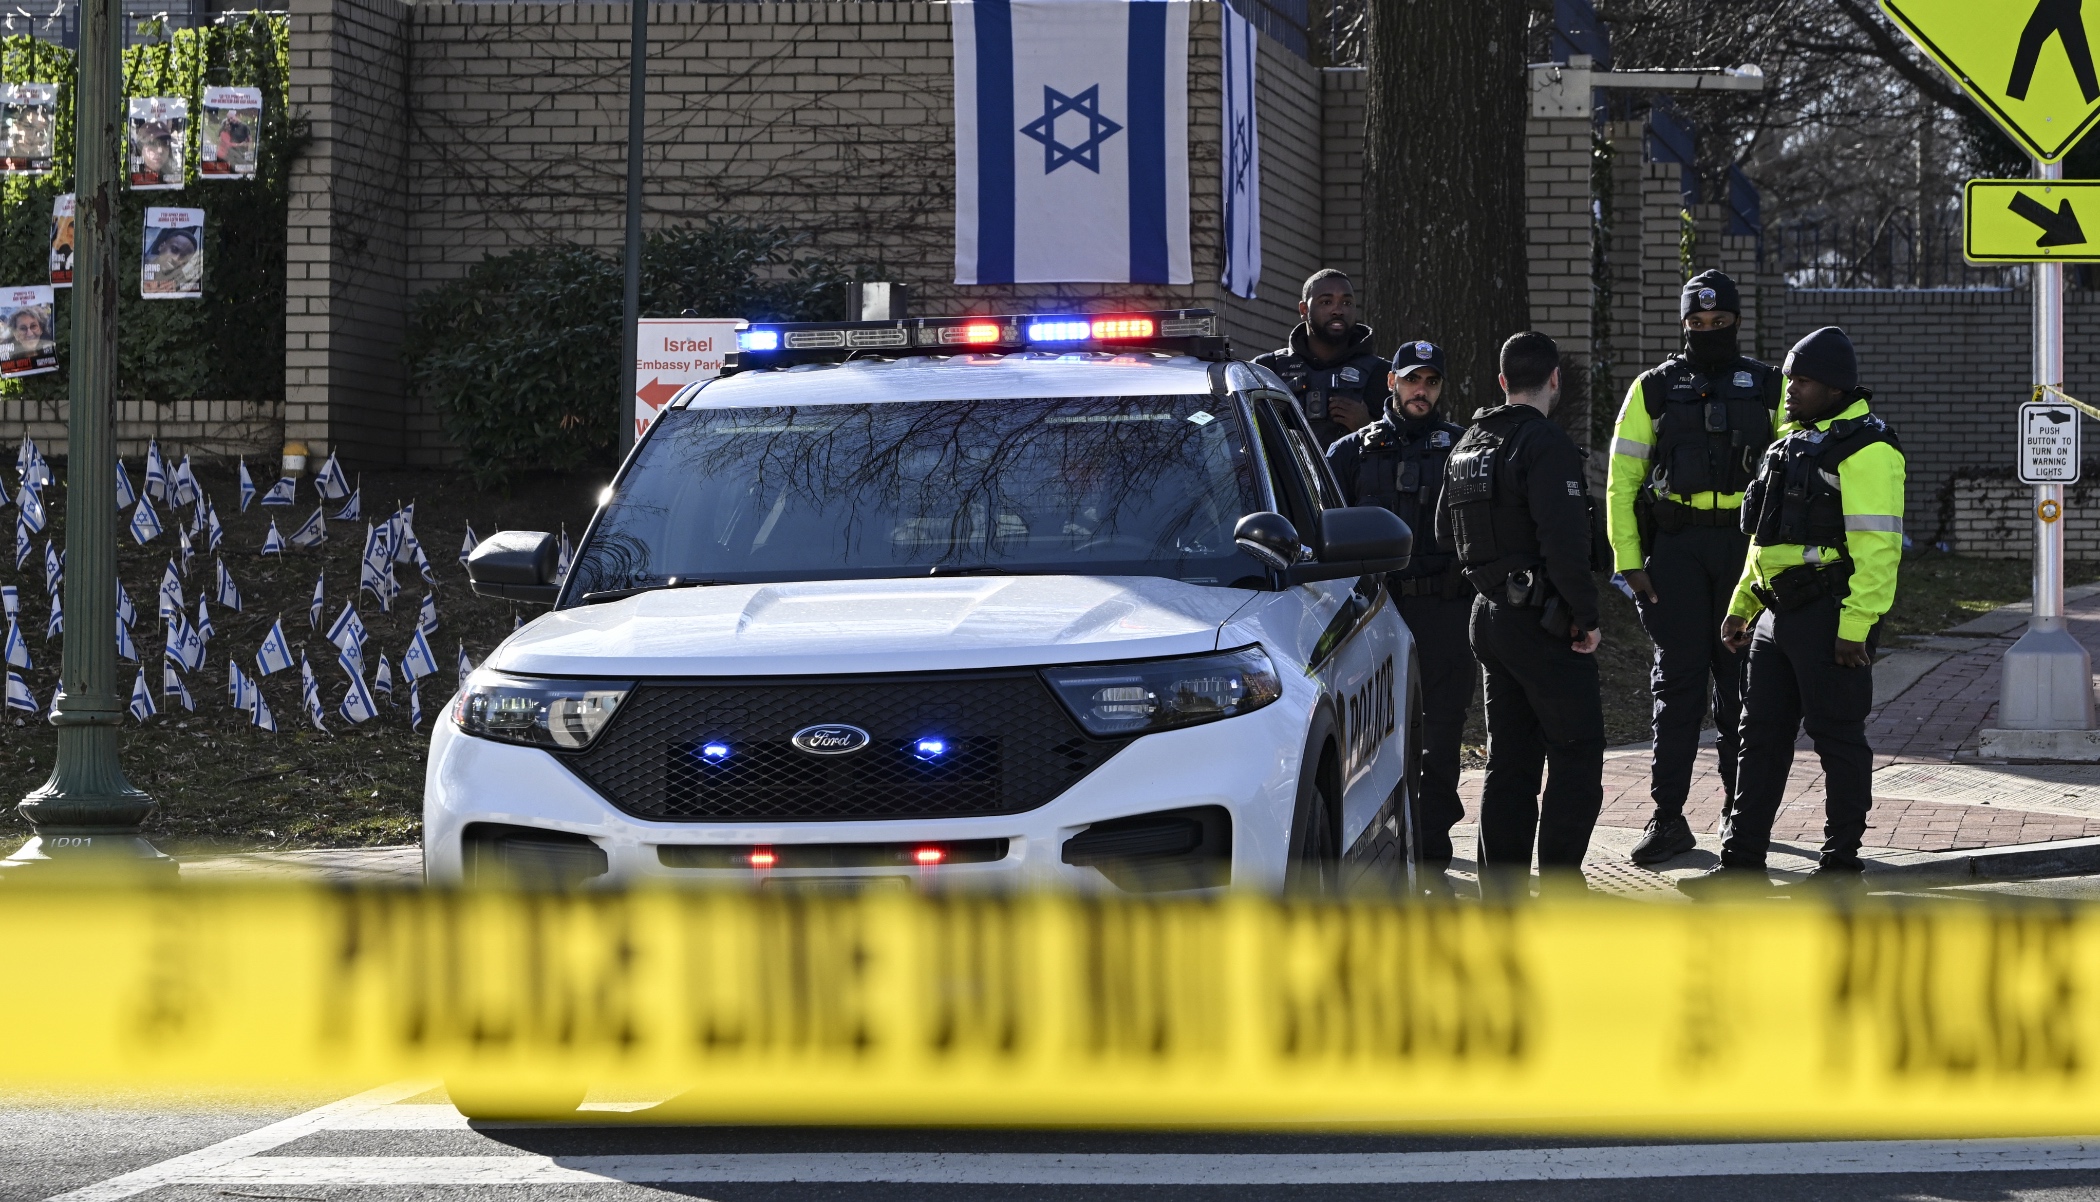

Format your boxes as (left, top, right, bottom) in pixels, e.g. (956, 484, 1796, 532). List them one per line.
(5, 619, 29, 670)
(1219, 0, 1261, 299)
(195, 596, 213, 645)
(237, 460, 255, 512)
(43, 540, 61, 596)
(228, 660, 253, 713)
(253, 687, 277, 732)
(412, 541, 435, 586)
(13, 518, 28, 571)
(172, 454, 199, 508)
(409, 678, 422, 730)
(127, 666, 155, 721)
(336, 638, 364, 681)
(143, 439, 166, 501)
(332, 479, 361, 522)
(418, 591, 438, 637)
(314, 450, 350, 501)
(128, 497, 162, 545)
(17, 435, 49, 487)
(205, 501, 223, 553)
(255, 618, 293, 676)
(327, 601, 366, 657)
(164, 612, 205, 673)
(401, 627, 438, 681)
(260, 476, 297, 506)
(259, 519, 284, 557)
(952, 0, 1191, 286)
(213, 558, 240, 611)
(114, 458, 135, 509)
(117, 580, 135, 627)
(373, 653, 393, 704)
(177, 524, 194, 575)
(116, 620, 137, 663)
(513, 611, 523, 632)
(289, 507, 327, 549)
(6, 668, 36, 715)
(187, 493, 207, 536)
(380, 561, 399, 613)
(19, 482, 46, 533)
(308, 573, 325, 627)
(459, 523, 478, 566)
(1, 585, 15, 621)
(163, 660, 195, 711)
(556, 525, 572, 582)
(158, 561, 182, 621)
(339, 670, 378, 725)
(300, 653, 326, 731)
(457, 643, 474, 687)
(44, 591, 59, 639)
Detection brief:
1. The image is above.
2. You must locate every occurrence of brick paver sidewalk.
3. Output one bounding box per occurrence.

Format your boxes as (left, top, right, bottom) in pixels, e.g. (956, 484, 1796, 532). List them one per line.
(1460, 593, 2100, 855)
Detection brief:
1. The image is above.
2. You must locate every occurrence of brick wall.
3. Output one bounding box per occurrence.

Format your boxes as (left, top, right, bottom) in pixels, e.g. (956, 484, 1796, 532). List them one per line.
(1317, 66, 1363, 286)
(0, 397, 282, 461)
(1950, 475, 2100, 560)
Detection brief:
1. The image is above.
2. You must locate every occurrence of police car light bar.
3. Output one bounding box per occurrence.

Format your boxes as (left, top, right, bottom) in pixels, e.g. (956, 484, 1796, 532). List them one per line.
(725, 308, 1225, 373)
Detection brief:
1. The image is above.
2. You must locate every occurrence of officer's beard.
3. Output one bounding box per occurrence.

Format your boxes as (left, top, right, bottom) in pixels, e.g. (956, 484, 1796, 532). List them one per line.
(1684, 325, 1740, 369)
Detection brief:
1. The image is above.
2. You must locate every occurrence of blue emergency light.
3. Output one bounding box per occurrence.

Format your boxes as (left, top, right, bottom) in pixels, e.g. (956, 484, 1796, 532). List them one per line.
(723, 309, 1224, 375)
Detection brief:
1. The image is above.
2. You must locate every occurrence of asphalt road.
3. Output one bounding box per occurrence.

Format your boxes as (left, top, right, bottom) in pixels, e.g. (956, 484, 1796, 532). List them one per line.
(14, 1081, 2100, 1202)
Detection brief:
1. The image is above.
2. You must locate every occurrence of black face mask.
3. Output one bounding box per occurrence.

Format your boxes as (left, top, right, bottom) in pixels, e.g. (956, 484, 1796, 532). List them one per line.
(1684, 325, 1739, 368)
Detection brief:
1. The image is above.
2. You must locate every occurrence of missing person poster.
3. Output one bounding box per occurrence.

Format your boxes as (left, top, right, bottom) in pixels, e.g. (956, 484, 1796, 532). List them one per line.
(48, 193, 72, 288)
(199, 87, 260, 180)
(2, 84, 55, 174)
(1, 286, 58, 378)
(141, 208, 203, 299)
(128, 97, 186, 190)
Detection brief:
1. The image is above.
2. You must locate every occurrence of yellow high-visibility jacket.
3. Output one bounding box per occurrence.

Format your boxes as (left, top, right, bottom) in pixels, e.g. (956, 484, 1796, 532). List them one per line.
(1603, 374, 1782, 572)
(1726, 398, 1906, 643)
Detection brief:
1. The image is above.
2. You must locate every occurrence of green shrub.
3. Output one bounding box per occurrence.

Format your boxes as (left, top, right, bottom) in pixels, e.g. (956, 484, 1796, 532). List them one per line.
(0, 15, 296, 405)
(405, 221, 858, 484)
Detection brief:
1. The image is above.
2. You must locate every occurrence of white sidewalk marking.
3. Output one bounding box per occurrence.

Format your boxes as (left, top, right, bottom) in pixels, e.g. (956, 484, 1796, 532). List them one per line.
(42, 1079, 436, 1202)
(187, 1140, 2100, 1186)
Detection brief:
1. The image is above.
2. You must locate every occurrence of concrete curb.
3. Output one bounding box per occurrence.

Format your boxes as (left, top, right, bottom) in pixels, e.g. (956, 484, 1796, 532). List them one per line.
(1866, 835, 2100, 884)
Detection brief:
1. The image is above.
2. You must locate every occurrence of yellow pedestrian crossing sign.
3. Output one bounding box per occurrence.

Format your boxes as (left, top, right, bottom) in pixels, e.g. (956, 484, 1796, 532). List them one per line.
(1965, 179, 2100, 260)
(1881, 0, 2100, 162)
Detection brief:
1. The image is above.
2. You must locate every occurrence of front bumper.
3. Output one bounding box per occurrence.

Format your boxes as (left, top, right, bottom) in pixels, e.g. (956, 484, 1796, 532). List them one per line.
(422, 688, 1309, 892)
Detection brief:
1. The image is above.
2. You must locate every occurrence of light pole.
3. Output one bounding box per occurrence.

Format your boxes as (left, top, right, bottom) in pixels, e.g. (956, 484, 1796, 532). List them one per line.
(616, 0, 648, 461)
(1, 0, 169, 877)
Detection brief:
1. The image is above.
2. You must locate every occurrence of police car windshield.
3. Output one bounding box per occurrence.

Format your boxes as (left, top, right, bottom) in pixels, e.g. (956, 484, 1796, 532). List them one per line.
(566, 395, 1268, 597)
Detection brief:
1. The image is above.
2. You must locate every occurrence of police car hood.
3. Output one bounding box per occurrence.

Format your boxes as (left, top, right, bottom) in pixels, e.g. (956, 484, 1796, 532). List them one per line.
(489, 576, 1256, 677)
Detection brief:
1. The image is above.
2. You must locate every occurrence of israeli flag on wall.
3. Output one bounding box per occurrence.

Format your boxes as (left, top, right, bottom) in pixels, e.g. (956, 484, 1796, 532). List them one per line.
(954, 0, 1191, 285)
(1219, 1, 1261, 299)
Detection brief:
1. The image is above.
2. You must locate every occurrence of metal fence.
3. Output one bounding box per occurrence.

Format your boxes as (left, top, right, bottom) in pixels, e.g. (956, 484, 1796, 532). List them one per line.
(1767, 213, 2023, 291)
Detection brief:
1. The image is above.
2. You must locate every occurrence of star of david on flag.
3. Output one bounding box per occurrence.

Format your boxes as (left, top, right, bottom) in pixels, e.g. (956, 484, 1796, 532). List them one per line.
(1219, 1, 1261, 299)
(13, 519, 28, 571)
(144, 439, 166, 502)
(43, 540, 61, 596)
(237, 459, 256, 512)
(128, 497, 162, 545)
(114, 458, 135, 510)
(206, 501, 224, 553)
(401, 627, 438, 682)
(5, 619, 29, 671)
(158, 561, 183, 622)
(6, 668, 36, 715)
(255, 618, 293, 677)
(18, 482, 45, 533)
(340, 670, 378, 725)
(127, 666, 156, 722)
(260, 476, 297, 506)
(332, 481, 361, 523)
(952, 0, 1191, 286)
(214, 559, 241, 611)
(165, 612, 205, 674)
(289, 507, 328, 549)
(327, 601, 367, 658)
(16, 436, 49, 488)
(315, 450, 350, 501)
(253, 688, 277, 732)
(228, 660, 256, 713)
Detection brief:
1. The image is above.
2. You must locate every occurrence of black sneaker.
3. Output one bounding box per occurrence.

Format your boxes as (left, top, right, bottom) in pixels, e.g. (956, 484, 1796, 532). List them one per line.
(1630, 813, 1697, 866)
(1805, 858, 1868, 889)
(1676, 863, 1772, 898)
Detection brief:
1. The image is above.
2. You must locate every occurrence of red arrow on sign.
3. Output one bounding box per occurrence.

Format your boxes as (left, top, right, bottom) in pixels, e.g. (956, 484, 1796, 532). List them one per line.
(636, 377, 682, 411)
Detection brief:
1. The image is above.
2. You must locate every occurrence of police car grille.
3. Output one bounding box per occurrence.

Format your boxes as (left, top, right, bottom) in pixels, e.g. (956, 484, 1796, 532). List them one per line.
(563, 672, 1128, 822)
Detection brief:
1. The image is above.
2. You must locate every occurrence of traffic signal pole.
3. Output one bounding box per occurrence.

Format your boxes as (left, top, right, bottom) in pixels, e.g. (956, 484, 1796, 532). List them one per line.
(1, 0, 169, 877)
(617, 0, 648, 461)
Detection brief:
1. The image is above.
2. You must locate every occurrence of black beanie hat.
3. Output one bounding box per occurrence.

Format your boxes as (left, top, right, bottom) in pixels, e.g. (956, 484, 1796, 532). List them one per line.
(1680, 270, 1740, 319)
(1783, 326, 1858, 392)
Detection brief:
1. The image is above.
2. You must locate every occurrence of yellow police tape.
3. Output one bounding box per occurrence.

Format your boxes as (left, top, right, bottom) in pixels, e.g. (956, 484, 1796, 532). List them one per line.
(1, 884, 2094, 1134)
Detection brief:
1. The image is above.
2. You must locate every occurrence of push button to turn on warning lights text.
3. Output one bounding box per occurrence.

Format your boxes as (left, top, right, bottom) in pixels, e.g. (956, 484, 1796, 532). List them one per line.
(2021, 399, 2081, 484)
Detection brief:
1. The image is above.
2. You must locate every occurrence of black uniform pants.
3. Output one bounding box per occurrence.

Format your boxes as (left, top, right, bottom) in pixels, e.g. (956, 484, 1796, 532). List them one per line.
(1469, 595, 1606, 871)
(1397, 589, 1476, 865)
(1634, 524, 1750, 816)
(1720, 597, 1879, 868)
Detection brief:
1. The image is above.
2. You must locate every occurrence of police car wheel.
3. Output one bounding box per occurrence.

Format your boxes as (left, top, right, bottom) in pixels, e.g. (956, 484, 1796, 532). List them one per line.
(1284, 713, 1342, 896)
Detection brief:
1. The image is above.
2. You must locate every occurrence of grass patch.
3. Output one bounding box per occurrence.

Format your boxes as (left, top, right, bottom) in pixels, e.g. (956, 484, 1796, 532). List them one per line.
(0, 462, 598, 856)
(1879, 552, 2100, 640)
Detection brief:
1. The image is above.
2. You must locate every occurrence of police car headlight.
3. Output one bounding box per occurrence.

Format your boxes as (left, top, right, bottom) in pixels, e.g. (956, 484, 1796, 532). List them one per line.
(453, 672, 631, 750)
(1042, 646, 1281, 737)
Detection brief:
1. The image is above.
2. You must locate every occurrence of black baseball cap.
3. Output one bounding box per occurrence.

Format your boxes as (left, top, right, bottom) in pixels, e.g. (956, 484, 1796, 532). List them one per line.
(1390, 339, 1447, 378)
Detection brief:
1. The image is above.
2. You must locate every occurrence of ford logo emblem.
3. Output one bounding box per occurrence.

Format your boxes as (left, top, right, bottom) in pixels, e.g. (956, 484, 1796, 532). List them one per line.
(791, 724, 871, 755)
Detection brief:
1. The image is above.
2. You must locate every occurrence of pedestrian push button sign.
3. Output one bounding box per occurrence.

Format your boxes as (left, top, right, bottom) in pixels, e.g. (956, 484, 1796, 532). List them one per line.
(1966, 180, 2100, 261)
(2021, 400, 2081, 484)
(1881, 0, 2100, 162)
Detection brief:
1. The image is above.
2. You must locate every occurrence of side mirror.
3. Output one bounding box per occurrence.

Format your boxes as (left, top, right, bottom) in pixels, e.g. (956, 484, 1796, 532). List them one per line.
(1285, 507, 1413, 586)
(467, 530, 560, 604)
(1233, 512, 1306, 571)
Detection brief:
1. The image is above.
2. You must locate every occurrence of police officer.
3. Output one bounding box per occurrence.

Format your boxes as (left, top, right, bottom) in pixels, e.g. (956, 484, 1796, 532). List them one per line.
(1327, 339, 1473, 873)
(1254, 269, 1390, 450)
(1605, 270, 1782, 866)
(1680, 327, 1905, 893)
(1437, 332, 1605, 889)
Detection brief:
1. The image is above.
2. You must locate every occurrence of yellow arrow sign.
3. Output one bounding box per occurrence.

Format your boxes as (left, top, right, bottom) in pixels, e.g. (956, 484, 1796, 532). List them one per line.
(1883, 0, 2100, 162)
(1965, 179, 2100, 260)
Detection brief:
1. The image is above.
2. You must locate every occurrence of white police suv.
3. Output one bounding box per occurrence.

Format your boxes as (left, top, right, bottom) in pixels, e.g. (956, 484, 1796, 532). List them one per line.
(427, 309, 1422, 894)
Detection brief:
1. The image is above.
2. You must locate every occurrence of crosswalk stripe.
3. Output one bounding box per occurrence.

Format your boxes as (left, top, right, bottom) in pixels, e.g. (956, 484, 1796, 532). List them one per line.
(42, 1080, 436, 1202)
(186, 1141, 2100, 1186)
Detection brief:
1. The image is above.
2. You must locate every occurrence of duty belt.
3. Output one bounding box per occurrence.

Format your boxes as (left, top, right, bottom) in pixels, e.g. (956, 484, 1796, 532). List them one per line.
(1653, 498, 1741, 531)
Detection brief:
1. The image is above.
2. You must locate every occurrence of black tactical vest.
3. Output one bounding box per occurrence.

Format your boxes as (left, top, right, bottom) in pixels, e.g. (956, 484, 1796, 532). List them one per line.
(1445, 417, 1544, 579)
(1640, 355, 1780, 497)
(1346, 416, 1463, 574)
(1740, 410, 1899, 551)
